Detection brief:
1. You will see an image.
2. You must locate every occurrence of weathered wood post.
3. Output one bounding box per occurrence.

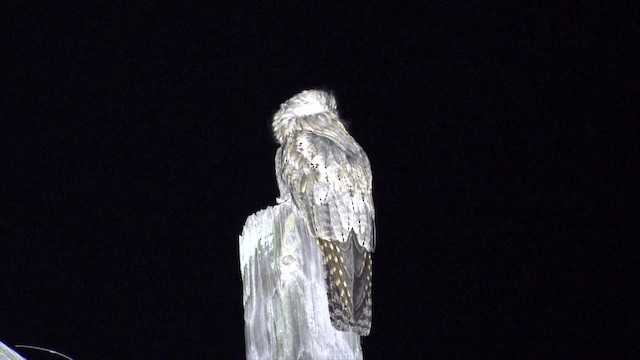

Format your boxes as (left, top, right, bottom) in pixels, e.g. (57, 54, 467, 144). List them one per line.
(0, 341, 27, 360)
(239, 202, 363, 359)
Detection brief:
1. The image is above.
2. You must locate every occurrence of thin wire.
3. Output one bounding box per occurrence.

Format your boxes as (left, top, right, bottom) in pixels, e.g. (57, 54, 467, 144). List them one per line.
(14, 345, 74, 360)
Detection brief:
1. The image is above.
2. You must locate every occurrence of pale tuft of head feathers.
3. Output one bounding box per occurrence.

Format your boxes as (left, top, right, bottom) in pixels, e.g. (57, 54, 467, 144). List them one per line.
(272, 90, 341, 144)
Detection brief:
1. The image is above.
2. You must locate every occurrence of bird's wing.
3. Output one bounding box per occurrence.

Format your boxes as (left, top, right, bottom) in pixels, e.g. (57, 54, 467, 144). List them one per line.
(292, 132, 374, 247)
(281, 131, 375, 335)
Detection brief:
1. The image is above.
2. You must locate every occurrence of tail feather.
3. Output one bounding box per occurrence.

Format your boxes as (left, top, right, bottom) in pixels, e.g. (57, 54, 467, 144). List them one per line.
(352, 248, 373, 335)
(317, 231, 373, 336)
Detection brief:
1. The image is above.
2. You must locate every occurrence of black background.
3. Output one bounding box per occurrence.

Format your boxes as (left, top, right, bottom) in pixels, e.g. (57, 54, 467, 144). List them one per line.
(2, 3, 635, 359)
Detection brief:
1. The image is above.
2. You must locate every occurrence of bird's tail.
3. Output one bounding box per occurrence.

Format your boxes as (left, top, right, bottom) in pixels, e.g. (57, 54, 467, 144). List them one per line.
(317, 231, 372, 336)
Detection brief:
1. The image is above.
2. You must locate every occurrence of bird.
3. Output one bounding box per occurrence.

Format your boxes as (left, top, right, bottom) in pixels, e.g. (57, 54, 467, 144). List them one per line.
(272, 89, 375, 336)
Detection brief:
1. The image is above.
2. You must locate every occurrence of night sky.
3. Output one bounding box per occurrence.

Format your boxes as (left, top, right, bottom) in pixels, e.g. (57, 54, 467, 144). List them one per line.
(2, 3, 634, 359)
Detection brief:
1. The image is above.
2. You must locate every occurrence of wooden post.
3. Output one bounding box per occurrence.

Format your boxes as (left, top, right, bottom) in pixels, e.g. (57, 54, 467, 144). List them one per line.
(239, 202, 363, 359)
(0, 341, 27, 360)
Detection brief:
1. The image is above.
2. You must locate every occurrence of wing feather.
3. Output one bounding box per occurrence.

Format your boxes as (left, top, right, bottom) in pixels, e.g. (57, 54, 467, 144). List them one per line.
(276, 131, 374, 335)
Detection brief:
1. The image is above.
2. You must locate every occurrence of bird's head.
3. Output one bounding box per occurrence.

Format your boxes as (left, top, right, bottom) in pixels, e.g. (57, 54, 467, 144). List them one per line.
(272, 90, 340, 144)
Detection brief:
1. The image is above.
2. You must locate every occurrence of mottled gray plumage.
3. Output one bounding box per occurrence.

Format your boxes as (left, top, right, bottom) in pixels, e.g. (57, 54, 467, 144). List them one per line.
(272, 90, 375, 336)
